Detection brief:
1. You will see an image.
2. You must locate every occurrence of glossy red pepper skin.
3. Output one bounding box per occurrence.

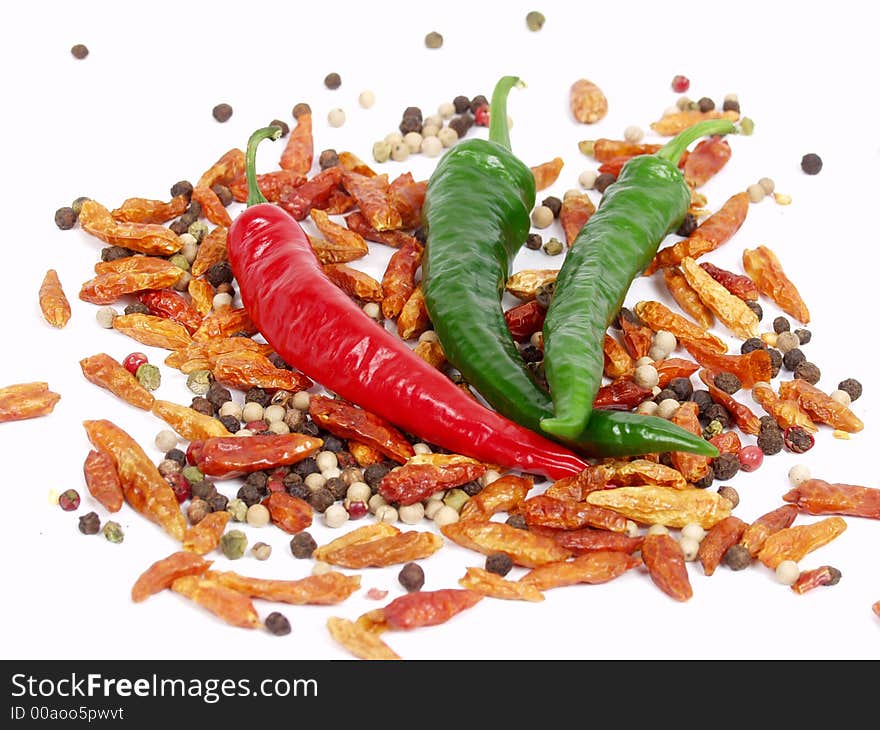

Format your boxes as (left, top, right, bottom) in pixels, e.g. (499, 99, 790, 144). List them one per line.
(226, 202, 590, 480)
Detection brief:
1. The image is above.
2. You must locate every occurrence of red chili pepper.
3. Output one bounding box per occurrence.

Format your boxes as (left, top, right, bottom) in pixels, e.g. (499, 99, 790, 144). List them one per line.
(226, 128, 590, 480)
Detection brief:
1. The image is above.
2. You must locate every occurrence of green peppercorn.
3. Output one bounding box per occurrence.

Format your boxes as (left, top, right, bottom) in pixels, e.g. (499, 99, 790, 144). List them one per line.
(182, 465, 205, 485)
(739, 117, 755, 136)
(187, 221, 209, 242)
(102, 521, 125, 544)
(424, 31, 443, 49)
(442, 488, 470, 512)
(226, 498, 248, 522)
(135, 363, 161, 391)
(525, 10, 546, 30)
(169, 253, 190, 272)
(220, 530, 248, 559)
(186, 369, 214, 396)
(542, 238, 564, 256)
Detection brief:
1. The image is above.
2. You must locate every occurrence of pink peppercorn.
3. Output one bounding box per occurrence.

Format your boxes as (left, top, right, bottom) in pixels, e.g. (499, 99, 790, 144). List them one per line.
(347, 501, 368, 520)
(474, 105, 490, 127)
(671, 75, 690, 93)
(122, 351, 149, 376)
(166, 473, 191, 503)
(266, 477, 286, 493)
(58, 489, 81, 511)
(245, 420, 268, 432)
(738, 445, 764, 472)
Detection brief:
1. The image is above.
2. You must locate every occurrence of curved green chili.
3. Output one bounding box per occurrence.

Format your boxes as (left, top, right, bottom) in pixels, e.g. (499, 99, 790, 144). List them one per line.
(540, 118, 738, 441)
(422, 76, 718, 459)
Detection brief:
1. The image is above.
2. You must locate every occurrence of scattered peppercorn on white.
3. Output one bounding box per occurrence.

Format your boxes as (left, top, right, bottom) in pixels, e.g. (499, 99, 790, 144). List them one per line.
(323, 503, 349, 528)
(679, 536, 700, 561)
(775, 560, 801, 585)
(788, 464, 811, 486)
(245, 503, 270, 528)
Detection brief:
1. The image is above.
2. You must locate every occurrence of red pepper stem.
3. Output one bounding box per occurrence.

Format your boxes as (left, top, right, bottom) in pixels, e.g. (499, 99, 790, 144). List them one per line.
(488, 76, 525, 151)
(655, 119, 738, 166)
(245, 126, 283, 207)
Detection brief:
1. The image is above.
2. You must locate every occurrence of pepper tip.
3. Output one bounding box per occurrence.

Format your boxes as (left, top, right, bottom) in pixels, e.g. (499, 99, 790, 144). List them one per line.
(539, 416, 587, 442)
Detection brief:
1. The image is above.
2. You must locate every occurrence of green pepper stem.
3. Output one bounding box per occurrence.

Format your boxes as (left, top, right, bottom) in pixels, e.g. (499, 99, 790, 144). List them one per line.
(655, 118, 738, 166)
(245, 126, 283, 207)
(488, 76, 525, 150)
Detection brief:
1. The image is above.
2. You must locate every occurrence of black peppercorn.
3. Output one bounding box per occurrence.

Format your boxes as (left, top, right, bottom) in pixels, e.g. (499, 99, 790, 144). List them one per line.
(712, 453, 740, 481)
(757, 427, 784, 456)
(54, 206, 78, 230)
(654, 388, 680, 404)
(469, 95, 488, 113)
(448, 114, 474, 138)
(794, 361, 821, 385)
(722, 99, 740, 113)
(697, 97, 715, 112)
(701, 403, 730, 429)
(675, 213, 698, 238)
(692, 467, 715, 489)
(170, 180, 193, 198)
(744, 300, 763, 321)
(485, 552, 514, 577)
(399, 115, 422, 135)
(667, 377, 694, 401)
(324, 72, 341, 89)
(218, 414, 240, 433)
(244, 387, 271, 407)
(236, 483, 263, 507)
(321, 435, 346, 453)
(71, 43, 89, 59)
(205, 261, 234, 287)
(767, 348, 783, 378)
(293, 456, 319, 478)
(691, 389, 714, 416)
(783, 426, 815, 454)
(717, 485, 739, 509)
(460, 480, 484, 497)
(541, 196, 562, 218)
(506, 514, 528, 530)
(100, 245, 135, 262)
(594, 172, 617, 194)
(298, 420, 321, 437)
(78, 511, 101, 535)
(525, 233, 543, 250)
(324, 477, 348, 501)
(269, 119, 289, 137)
(452, 95, 471, 114)
(712, 371, 742, 395)
(292, 102, 311, 119)
(308, 487, 335, 513)
(123, 302, 151, 316)
(165, 448, 187, 467)
(801, 153, 823, 175)
(520, 344, 544, 364)
(211, 184, 233, 207)
(613, 307, 637, 330)
(267, 353, 291, 370)
(794, 328, 811, 345)
(212, 103, 233, 123)
(723, 544, 752, 571)
(265, 612, 291, 636)
(318, 149, 339, 169)
(363, 462, 391, 490)
(207, 493, 229, 512)
(205, 382, 232, 411)
(290, 532, 318, 559)
(772, 316, 791, 333)
(398, 562, 425, 592)
(190, 397, 215, 417)
(837, 378, 862, 402)
(782, 348, 806, 372)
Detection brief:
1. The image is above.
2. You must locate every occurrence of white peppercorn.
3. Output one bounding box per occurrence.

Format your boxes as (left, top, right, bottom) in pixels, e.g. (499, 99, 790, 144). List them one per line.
(218, 401, 243, 420)
(681, 523, 706, 542)
(423, 500, 444, 520)
(481, 469, 502, 486)
(292, 391, 310, 410)
(398, 502, 425, 525)
(251, 542, 272, 560)
(179, 233, 199, 263)
(625, 520, 640, 538)
(347, 482, 372, 503)
(212, 292, 233, 310)
(268, 420, 289, 435)
(432, 504, 460, 527)
(634, 356, 655, 368)
(758, 177, 775, 195)
(312, 560, 333, 576)
(246, 503, 271, 527)
(358, 90, 376, 108)
(368, 493, 387, 513)
(633, 364, 660, 389)
(375, 504, 398, 523)
(322, 466, 341, 480)
(315, 450, 338, 473)
(530, 205, 554, 229)
(437, 126, 458, 148)
(95, 306, 118, 328)
(304, 472, 327, 491)
(391, 142, 410, 162)
(437, 101, 455, 119)
(623, 125, 644, 143)
(652, 330, 677, 356)
(775, 331, 801, 353)
(646, 524, 669, 536)
(747, 183, 766, 203)
(655, 398, 680, 420)
(775, 559, 800, 585)
(788, 464, 811, 486)
(829, 389, 852, 406)
(413, 442, 433, 455)
(154, 429, 178, 452)
(262, 404, 285, 424)
(421, 135, 443, 157)
(173, 270, 191, 292)
(679, 536, 701, 561)
(636, 400, 659, 416)
(324, 503, 349, 528)
(241, 401, 264, 423)
(235, 428, 254, 437)
(578, 170, 598, 189)
(363, 301, 382, 320)
(403, 131, 423, 153)
(327, 108, 346, 127)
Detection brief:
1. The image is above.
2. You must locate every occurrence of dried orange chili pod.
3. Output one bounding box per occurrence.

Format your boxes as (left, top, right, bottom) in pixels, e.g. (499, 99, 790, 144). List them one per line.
(698, 370, 761, 435)
(38, 269, 72, 328)
(699, 261, 758, 301)
(78, 199, 182, 256)
(111, 194, 189, 224)
(348, 440, 386, 467)
(739, 504, 799, 557)
(344, 211, 415, 249)
(308, 394, 415, 463)
(709, 430, 742, 456)
(213, 350, 313, 392)
(752, 381, 818, 433)
(587, 485, 733, 529)
(277, 166, 344, 221)
(182, 511, 231, 555)
(322, 190, 356, 216)
(505, 299, 546, 343)
(187, 277, 215, 318)
(381, 238, 424, 320)
(559, 190, 596, 246)
(321, 530, 444, 569)
(308, 234, 367, 265)
(396, 284, 431, 340)
(641, 533, 692, 601)
(190, 225, 228, 278)
(661, 266, 715, 329)
(669, 401, 712, 483)
(459, 474, 533, 522)
(337, 151, 376, 177)
(379, 454, 486, 505)
(93, 255, 178, 276)
(323, 263, 383, 302)
(530, 157, 564, 191)
(529, 525, 644, 555)
(520, 551, 642, 591)
(228, 169, 307, 204)
(650, 109, 739, 136)
(620, 316, 653, 360)
(83, 448, 124, 512)
(520, 494, 629, 533)
(683, 136, 732, 188)
(170, 575, 261, 629)
(341, 170, 402, 231)
(782, 479, 880, 519)
(604, 458, 689, 489)
(602, 333, 634, 378)
(388, 173, 426, 230)
(195, 433, 323, 479)
(742, 245, 810, 324)
(646, 192, 750, 275)
(590, 139, 663, 162)
(381, 589, 482, 630)
(698, 515, 748, 576)
(262, 492, 313, 534)
(570, 78, 608, 123)
(198, 148, 246, 189)
(131, 552, 212, 602)
(757, 517, 847, 569)
(459, 566, 545, 602)
(313, 523, 400, 563)
(634, 300, 727, 354)
(654, 357, 700, 387)
(543, 466, 610, 501)
(211, 570, 360, 605)
(112, 312, 193, 350)
(83, 419, 186, 541)
(0, 382, 60, 423)
(151, 399, 231, 441)
(136, 289, 203, 335)
(681, 339, 772, 388)
(192, 307, 258, 341)
(505, 269, 558, 301)
(777, 379, 863, 433)
(680, 256, 759, 339)
(280, 112, 313, 175)
(327, 616, 400, 660)
(165, 337, 274, 371)
(874, 601, 880, 619)
(791, 565, 842, 594)
(79, 266, 184, 305)
(441, 520, 571, 568)
(79, 353, 155, 410)
(310, 208, 369, 256)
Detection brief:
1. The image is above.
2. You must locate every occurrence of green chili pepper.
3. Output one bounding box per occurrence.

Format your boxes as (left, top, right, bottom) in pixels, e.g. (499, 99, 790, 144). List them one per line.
(422, 76, 718, 459)
(540, 118, 739, 442)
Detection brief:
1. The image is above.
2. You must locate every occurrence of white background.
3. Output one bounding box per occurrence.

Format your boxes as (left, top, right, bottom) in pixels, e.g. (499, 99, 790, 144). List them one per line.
(2, 0, 878, 661)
